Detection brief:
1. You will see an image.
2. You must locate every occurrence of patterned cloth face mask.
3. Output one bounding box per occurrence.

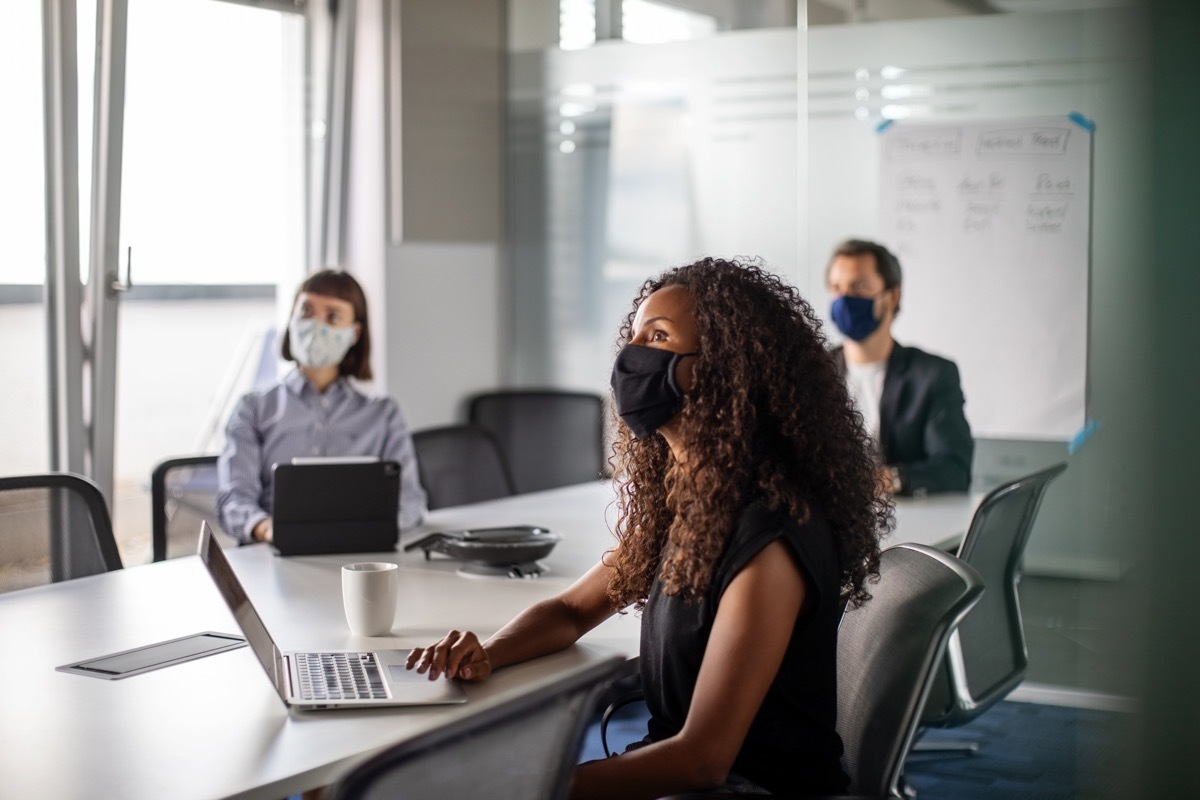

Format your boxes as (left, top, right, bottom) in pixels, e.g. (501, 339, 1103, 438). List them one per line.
(288, 317, 358, 369)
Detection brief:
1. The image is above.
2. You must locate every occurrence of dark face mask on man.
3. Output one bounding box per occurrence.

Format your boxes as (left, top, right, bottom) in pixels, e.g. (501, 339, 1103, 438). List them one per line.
(830, 293, 884, 342)
(610, 344, 698, 439)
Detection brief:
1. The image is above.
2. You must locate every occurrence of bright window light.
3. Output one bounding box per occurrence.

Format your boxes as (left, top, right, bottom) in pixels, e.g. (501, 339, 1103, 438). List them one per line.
(120, 0, 304, 284)
(622, 0, 717, 44)
(560, 0, 596, 50)
(0, 2, 46, 284)
(881, 104, 933, 120)
(881, 84, 932, 100)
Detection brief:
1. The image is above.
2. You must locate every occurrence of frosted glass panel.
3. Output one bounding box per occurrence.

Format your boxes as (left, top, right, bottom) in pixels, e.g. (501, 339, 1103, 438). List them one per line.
(804, 8, 1150, 576)
(508, 8, 1147, 444)
(507, 6, 1148, 576)
(507, 29, 800, 392)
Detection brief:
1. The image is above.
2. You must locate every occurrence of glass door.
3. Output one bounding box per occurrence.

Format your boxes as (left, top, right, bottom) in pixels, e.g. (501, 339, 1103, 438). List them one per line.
(111, 0, 306, 562)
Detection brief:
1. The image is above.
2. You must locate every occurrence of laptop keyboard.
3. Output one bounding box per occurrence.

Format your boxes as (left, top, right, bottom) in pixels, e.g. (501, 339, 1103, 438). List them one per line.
(295, 652, 388, 701)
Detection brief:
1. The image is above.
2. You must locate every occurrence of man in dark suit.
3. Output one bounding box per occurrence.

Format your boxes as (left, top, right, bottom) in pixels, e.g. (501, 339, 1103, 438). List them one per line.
(826, 239, 973, 496)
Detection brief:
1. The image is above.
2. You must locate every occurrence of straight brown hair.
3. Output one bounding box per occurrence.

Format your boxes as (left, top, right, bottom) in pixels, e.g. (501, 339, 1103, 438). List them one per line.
(280, 269, 373, 380)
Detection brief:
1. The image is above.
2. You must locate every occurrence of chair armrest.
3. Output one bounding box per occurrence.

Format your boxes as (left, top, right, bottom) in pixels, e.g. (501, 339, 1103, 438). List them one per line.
(601, 690, 647, 757)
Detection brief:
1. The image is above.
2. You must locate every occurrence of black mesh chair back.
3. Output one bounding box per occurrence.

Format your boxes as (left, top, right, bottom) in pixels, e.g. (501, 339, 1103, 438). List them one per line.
(412, 425, 516, 510)
(326, 656, 629, 800)
(468, 390, 605, 494)
(150, 455, 231, 561)
(836, 544, 984, 797)
(920, 462, 1067, 729)
(0, 473, 122, 593)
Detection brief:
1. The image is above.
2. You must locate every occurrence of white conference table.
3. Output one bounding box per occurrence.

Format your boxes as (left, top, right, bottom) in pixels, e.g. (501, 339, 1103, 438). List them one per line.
(0, 481, 978, 800)
(889, 489, 983, 551)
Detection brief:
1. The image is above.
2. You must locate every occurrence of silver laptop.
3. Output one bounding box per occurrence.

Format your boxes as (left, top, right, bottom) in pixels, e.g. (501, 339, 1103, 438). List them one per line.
(198, 521, 466, 710)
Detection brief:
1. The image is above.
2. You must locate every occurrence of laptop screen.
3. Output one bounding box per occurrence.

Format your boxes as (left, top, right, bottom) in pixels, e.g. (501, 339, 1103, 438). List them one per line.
(198, 522, 288, 702)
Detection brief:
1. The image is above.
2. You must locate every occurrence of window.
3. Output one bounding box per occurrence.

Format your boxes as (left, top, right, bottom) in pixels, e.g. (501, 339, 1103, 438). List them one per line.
(622, 0, 717, 44)
(0, 2, 54, 475)
(110, 0, 306, 562)
(558, 0, 719, 49)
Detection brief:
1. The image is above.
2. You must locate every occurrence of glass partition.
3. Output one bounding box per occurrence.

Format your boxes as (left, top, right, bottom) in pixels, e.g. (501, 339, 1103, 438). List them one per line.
(504, 4, 1149, 711)
(507, 29, 800, 391)
(110, 0, 305, 562)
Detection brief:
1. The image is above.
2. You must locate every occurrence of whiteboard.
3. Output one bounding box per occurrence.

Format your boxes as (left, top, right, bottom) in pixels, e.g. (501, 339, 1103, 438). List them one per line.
(878, 115, 1092, 441)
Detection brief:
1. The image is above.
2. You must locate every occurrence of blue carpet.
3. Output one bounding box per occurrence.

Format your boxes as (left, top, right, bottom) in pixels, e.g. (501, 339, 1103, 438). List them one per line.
(905, 700, 1131, 799)
(580, 699, 1132, 798)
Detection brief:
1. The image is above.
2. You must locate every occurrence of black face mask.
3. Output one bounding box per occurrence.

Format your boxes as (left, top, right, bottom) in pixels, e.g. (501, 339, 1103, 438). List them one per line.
(610, 344, 697, 440)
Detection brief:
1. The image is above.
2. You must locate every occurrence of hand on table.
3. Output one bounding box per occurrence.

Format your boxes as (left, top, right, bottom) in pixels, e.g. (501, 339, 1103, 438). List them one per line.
(877, 465, 901, 496)
(407, 630, 492, 682)
(252, 517, 273, 543)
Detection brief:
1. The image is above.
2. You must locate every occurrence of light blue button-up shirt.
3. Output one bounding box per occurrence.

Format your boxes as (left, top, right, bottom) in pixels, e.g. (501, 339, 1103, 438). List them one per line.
(216, 369, 428, 543)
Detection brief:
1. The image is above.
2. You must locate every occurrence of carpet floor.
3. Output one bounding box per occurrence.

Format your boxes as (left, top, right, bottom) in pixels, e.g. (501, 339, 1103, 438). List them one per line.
(579, 698, 1136, 798)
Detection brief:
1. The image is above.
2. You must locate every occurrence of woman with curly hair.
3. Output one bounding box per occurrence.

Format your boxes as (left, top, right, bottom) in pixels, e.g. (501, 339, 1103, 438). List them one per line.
(408, 258, 891, 798)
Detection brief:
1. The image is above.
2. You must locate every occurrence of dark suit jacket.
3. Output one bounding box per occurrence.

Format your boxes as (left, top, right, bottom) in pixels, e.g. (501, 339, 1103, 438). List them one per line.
(834, 342, 973, 495)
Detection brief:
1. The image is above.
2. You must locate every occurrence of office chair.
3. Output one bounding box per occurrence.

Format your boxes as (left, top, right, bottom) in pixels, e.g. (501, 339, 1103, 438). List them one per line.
(626, 544, 985, 799)
(0, 473, 123, 593)
(150, 455, 232, 561)
(467, 390, 606, 494)
(326, 655, 630, 800)
(411, 425, 517, 510)
(913, 462, 1068, 753)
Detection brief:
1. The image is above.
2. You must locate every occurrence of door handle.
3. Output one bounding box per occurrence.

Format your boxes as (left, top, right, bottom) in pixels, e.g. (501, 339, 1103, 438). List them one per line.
(110, 245, 133, 293)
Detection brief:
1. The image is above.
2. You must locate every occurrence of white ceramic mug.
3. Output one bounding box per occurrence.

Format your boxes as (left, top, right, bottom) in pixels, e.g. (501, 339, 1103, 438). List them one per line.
(341, 562, 399, 636)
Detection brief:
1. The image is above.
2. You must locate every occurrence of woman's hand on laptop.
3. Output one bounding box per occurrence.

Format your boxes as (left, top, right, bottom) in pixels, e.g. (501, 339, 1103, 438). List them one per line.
(406, 630, 491, 682)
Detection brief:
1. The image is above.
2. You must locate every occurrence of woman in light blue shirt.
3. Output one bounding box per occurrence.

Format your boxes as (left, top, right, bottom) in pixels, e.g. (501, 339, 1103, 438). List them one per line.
(217, 270, 427, 544)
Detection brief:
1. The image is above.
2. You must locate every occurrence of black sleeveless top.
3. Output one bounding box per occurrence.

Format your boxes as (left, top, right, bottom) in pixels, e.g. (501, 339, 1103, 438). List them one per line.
(638, 502, 848, 795)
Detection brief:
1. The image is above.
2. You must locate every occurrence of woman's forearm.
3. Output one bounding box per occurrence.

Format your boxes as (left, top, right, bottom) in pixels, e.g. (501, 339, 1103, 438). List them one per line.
(484, 560, 618, 669)
(482, 597, 594, 669)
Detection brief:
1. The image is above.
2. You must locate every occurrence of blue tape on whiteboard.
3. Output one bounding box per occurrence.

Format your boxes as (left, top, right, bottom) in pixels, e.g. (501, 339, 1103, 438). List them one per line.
(1068, 419, 1101, 455)
(876, 119, 896, 134)
(1068, 112, 1096, 132)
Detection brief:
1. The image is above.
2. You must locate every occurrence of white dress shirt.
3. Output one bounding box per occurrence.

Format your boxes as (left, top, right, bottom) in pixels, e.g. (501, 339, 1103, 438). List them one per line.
(844, 359, 887, 442)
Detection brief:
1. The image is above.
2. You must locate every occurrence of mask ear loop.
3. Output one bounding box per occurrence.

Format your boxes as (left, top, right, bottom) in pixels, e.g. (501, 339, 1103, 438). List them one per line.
(665, 352, 699, 396)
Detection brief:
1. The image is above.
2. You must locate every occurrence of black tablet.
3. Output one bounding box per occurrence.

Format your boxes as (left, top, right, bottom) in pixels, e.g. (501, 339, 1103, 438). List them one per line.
(271, 459, 401, 556)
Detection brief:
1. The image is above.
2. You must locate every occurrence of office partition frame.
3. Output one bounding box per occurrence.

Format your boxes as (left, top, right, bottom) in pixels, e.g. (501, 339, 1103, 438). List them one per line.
(86, 0, 129, 506)
(42, 0, 87, 477)
(41, 0, 130, 505)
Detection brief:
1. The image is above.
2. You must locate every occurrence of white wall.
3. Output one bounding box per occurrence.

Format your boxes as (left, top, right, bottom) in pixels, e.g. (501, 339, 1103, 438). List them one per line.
(385, 243, 503, 428)
(378, 0, 506, 428)
(346, 0, 390, 392)
(329, 0, 507, 429)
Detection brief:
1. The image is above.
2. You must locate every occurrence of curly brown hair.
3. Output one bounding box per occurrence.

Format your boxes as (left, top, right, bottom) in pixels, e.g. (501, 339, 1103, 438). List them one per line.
(606, 257, 891, 611)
